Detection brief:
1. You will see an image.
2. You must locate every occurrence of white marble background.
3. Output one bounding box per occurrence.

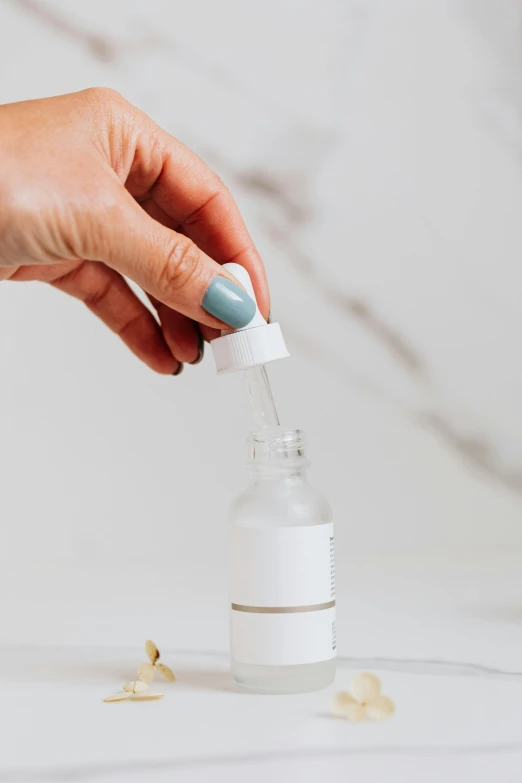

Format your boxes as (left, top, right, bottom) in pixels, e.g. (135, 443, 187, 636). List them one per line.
(1, 1, 522, 779)
(0, 0, 522, 639)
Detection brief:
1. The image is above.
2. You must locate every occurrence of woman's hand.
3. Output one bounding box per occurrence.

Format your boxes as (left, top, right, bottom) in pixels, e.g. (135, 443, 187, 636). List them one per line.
(0, 88, 269, 375)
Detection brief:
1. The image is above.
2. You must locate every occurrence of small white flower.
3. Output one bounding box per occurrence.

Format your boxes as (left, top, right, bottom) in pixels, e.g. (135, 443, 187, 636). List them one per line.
(348, 672, 381, 703)
(137, 640, 176, 683)
(103, 691, 134, 703)
(145, 640, 160, 664)
(123, 680, 148, 693)
(331, 691, 357, 717)
(366, 694, 395, 721)
(155, 663, 175, 681)
(344, 702, 367, 723)
(103, 640, 174, 703)
(331, 672, 395, 723)
(104, 679, 164, 703)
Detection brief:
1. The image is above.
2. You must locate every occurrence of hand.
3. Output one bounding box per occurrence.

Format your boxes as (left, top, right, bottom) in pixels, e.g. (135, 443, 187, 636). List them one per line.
(0, 88, 269, 375)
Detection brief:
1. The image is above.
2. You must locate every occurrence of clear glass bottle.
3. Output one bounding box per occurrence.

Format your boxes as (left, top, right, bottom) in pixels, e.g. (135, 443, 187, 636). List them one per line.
(229, 428, 336, 694)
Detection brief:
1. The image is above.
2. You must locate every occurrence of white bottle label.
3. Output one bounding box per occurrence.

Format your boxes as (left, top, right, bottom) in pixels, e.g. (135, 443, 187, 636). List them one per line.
(230, 522, 336, 666)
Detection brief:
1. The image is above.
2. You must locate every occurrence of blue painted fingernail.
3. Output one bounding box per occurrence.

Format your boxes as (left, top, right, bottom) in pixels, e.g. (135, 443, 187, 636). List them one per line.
(202, 277, 256, 329)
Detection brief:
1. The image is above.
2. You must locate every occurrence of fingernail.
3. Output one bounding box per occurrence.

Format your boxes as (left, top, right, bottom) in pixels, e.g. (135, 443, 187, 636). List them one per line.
(190, 334, 205, 365)
(202, 276, 256, 329)
(172, 363, 184, 376)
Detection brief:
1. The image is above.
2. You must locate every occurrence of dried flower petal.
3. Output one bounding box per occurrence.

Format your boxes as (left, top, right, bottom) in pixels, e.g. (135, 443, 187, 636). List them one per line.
(130, 691, 164, 701)
(145, 640, 160, 664)
(137, 662, 155, 683)
(331, 691, 357, 718)
(103, 691, 133, 702)
(345, 702, 367, 723)
(348, 672, 381, 704)
(366, 695, 395, 721)
(155, 663, 175, 681)
(123, 680, 148, 693)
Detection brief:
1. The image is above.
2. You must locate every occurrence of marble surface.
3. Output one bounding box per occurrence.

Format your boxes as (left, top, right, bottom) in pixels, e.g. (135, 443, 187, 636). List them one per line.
(0, 0, 522, 779)
(1, 651, 522, 783)
(1, 556, 522, 782)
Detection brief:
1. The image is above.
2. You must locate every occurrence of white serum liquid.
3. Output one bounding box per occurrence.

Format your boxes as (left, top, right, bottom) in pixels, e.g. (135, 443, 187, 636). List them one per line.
(230, 366, 336, 694)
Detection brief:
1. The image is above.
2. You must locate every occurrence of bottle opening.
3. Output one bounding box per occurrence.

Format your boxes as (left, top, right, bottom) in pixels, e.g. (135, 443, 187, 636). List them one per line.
(248, 428, 308, 472)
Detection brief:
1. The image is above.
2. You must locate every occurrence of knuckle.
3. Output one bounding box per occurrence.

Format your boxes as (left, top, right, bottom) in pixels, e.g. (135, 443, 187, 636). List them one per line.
(82, 86, 123, 104)
(208, 173, 230, 205)
(116, 310, 147, 339)
(83, 273, 113, 310)
(209, 170, 226, 192)
(157, 236, 202, 298)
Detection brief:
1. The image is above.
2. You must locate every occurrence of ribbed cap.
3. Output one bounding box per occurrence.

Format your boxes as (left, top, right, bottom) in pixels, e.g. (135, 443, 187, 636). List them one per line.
(210, 263, 289, 375)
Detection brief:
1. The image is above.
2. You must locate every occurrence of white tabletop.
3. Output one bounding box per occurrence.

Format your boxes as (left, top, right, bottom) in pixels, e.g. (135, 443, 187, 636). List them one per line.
(1, 556, 521, 783)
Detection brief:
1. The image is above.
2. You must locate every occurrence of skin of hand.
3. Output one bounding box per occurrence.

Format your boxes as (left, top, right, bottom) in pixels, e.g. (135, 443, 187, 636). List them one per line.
(0, 88, 269, 375)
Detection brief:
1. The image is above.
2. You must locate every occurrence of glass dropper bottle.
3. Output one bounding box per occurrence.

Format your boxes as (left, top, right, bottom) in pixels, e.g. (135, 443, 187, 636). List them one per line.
(210, 265, 336, 694)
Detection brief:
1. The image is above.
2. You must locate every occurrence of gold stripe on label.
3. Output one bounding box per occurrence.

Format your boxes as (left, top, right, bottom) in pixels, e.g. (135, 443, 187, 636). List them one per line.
(231, 600, 335, 614)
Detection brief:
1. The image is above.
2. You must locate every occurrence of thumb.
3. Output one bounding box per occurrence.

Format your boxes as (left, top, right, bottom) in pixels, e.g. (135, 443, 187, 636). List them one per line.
(88, 190, 257, 330)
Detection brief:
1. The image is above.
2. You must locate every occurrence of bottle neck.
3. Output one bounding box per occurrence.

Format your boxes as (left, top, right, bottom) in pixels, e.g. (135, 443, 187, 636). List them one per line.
(246, 428, 310, 480)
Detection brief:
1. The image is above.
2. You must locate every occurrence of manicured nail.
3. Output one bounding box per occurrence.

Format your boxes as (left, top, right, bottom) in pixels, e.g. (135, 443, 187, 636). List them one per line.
(172, 363, 184, 376)
(202, 276, 256, 329)
(190, 334, 205, 365)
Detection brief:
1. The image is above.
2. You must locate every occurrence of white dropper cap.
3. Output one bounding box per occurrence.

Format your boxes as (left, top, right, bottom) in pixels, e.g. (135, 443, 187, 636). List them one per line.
(210, 263, 289, 375)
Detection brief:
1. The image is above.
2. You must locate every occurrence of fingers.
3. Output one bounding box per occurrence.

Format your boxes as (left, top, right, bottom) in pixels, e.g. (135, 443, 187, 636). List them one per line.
(139, 197, 217, 350)
(49, 260, 181, 375)
(139, 197, 209, 359)
(85, 186, 257, 331)
(126, 122, 270, 320)
(147, 294, 203, 365)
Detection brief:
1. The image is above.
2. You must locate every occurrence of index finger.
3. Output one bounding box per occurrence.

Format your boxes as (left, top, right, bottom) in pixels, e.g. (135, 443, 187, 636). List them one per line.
(128, 123, 270, 320)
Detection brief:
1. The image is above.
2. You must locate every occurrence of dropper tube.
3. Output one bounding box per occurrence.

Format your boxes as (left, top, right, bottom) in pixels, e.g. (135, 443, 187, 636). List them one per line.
(244, 364, 280, 431)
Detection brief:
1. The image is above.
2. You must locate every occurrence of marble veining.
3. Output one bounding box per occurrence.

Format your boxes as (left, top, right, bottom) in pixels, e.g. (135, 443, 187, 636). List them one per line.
(3, 745, 522, 783)
(1, 4, 522, 776)
(5, 0, 522, 503)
